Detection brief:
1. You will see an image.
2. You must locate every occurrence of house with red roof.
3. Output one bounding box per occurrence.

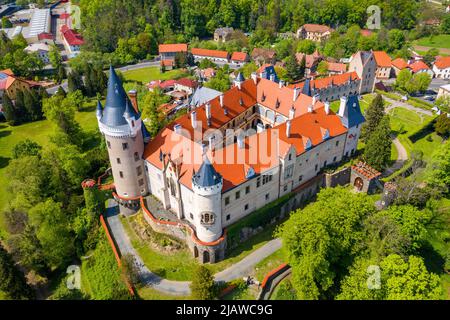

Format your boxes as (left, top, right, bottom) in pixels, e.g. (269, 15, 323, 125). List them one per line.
(158, 43, 188, 68)
(0, 69, 38, 106)
(409, 60, 433, 77)
(433, 56, 450, 79)
(391, 58, 409, 76)
(230, 52, 249, 66)
(191, 48, 229, 63)
(373, 51, 392, 79)
(326, 62, 347, 75)
(296, 24, 333, 42)
(295, 50, 323, 77)
(60, 25, 84, 58)
(251, 48, 277, 66)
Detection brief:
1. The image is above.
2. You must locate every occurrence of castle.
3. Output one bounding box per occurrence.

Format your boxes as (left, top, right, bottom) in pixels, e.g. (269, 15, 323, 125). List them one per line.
(96, 66, 366, 263)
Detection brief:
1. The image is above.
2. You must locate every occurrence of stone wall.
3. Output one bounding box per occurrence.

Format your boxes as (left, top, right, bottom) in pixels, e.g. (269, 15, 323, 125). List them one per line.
(324, 167, 351, 188)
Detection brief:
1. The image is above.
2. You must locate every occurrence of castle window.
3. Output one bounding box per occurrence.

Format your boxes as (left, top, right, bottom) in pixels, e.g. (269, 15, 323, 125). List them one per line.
(315, 164, 318, 172)
(225, 197, 230, 205)
(200, 212, 215, 225)
(119, 171, 124, 178)
(333, 156, 337, 162)
(138, 179, 144, 186)
(190, 213, 194, 220)
(137, 166, 142, 176)
(257, 177, 261, 187)
(245, 186, 250, 194)
(107, 140, 111, 149)
(288, 153, 292, 161)
(235, 191, 240, 200)
(122, 143, 128, 150)
(134, 152, 139, 161)
(284, 185, 288, 192)
(226, 214, 230, 221)
(117, 158, 121, 164)
(265, 193, 269, 201)
(244, 204, 249, 210)
(169, 178, 176, 196)
(299, 175, 303, 182)
(336, 141, 339, 147)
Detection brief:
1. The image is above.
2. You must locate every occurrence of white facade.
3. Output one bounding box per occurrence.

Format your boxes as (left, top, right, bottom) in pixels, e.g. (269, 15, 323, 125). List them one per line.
(433, 64, 450, 79)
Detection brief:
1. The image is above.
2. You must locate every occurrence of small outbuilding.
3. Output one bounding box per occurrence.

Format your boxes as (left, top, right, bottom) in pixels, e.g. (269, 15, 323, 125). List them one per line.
(350, 162, 381, 194)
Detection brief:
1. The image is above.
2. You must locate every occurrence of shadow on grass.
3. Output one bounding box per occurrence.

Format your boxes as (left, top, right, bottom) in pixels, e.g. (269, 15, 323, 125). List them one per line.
(0, 130, 11, 138)
(0, 156, 10, 169)
(418, 242, 445, 275)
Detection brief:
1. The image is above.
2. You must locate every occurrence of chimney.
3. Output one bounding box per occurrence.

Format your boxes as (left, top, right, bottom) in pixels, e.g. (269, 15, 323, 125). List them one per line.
(251, 72, 257, 84)
(293, 87, 299, 102)
(208, 135, 215, 150)
(191, 111, 197, 129)
(205, 102, 211, 126)
(308, 105, 313, 113)
(312, 94, 319, 105)
(286, 120, 291, 138)
(237, 133, 245, 149)
(219, 94, 224, 107)
(279, 80, 284, 89)
(289, 106, 295, 119)
(128, 90, 138, 112)
(270, 74, 275, 82)
(174, 124, 182, 135)
(338, 96, 348, 117)
(324, 101, 330, 115)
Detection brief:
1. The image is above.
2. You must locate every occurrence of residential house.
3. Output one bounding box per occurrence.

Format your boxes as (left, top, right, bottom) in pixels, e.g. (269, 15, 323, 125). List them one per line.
(174, 78, 198, 96)
(295, 50, 323, 77)
(158, 43, 188, 67)
(437, 84, 450, 99)
(214, 27, 234, 42)
(0, 69, 37, 103)
(24, 42, 50, 64)
(409, 60, 433, 77)
(60, 25, 84, 58)
(348, 51, 377, 94)
(296, 24, 333, 42)
(433, 56, 450, 79)
(251, 48, 277, 66)
(230, 52, 249, 66)
(326, 62, 347, 75)
(391, 58, 409, 76)
(373, 51, 392, 79)
(191, 48, 229, 63)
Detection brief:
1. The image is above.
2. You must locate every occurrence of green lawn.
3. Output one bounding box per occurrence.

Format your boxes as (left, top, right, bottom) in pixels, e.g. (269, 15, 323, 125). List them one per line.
(253, 249, 285, 282)
(121, 66, 189, 84)
(137, 287, 190, 300)
(0, 101, 98, 239)
(415, 34, 450, 49)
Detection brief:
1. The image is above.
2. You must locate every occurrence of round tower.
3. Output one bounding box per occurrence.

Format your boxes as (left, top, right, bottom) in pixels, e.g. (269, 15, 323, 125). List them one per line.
(191, 157, 223, 243)
(96, 66, 149, 209)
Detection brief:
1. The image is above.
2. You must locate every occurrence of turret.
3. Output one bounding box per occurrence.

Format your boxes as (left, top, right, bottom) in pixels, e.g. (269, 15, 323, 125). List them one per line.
(191, 156, 223, 243)
(338, 95, 366, 157)
(234, 72, 245, 90)
(97, 66, 149, 205)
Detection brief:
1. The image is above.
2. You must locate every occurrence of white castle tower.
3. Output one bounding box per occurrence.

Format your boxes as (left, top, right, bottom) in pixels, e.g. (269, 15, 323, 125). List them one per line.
(96, 66, 149, 211)
(191, 156, 223, 243)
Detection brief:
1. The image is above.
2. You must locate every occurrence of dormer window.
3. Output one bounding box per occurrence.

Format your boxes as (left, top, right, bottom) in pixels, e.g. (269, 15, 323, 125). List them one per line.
(131, 120, 135, 127)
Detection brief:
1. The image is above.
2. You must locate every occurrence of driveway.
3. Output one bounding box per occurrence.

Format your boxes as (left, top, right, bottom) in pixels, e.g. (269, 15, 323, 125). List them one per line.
(105, 199, 282, 296)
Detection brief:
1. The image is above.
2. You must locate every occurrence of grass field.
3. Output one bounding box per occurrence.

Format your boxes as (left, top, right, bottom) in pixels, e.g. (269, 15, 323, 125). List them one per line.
(121, 66, 188, 84)
(414, 34, 450, 49)
(137, 287, 190, 300)
(0, 100, 99, 239)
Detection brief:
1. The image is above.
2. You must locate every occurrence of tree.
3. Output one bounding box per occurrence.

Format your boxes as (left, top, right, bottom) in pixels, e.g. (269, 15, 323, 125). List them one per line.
(141, 88, 169, 137)
(0, 244, 34, 300)
(14, 90, 28, 123)
(316, 61, 328, 75)
(1, 17, 12, 28)
(121, 254, 140, 288)
(49, 44, 62, 69)
(428, 141, 450, 192)
(66, 90, 85, 111)
(12, 139, 42, 159)
(56, 65, 67, 84)
(387, 29, 406, 52)
(297, 39, 316, 54)
(199, 58, 216, 69)
(190, 265, 216, 300)
(67, 70, 85, 93)
(395, 69, 412, 92)
(435, 95, 450, 114)
(279, 187, 376, 299)
(360, 94, 385, 143)
(435, 113, 450, 137)
(1, 94, 17, 125)
(175, 51, 188, 69)
(363, 116, 392, 171)
(423, 48, 439, 66)
(412, 73, 431, 93)
(337, 254, 442, 300)
(285, 53, 302, 82)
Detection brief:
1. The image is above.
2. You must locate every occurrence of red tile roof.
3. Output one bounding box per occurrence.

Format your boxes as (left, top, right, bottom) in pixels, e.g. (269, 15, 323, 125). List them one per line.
(295, 51, 322, 69)
(360, 29, 373, 37)
(409, 60, 430, 73)
(373, 51, 391, 68)
(60, 25, 84, 46)
(351, 162, 381, 180)
(434, 56, 450, 69)
(175, 78, 198, 88)
(38, 32, 53, 40)
(161, 59, 174, 67)
(288, 72, 359, 91)
(251, 48, 276, 59)
(158, 43, 188, 53)
(231, 51, 248, 62)
(391, 58, 408, 70)
(191, 48, 229, 59)
(301, 24, 333, 33)
(327, 62, 347, 73)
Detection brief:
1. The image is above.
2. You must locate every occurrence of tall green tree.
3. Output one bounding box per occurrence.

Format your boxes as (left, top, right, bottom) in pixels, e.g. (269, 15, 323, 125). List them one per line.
(360, 94, 385, 143)
(363, 115, 392, 171)
(1, 94, 17, 125)
(190, 265, 216, 300)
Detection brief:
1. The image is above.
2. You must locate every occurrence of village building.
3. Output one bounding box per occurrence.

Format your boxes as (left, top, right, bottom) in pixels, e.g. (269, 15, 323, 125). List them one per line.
(348, 51, 377, 94)
(60, 25, 84, 58)
(391, 58, 409, 76)
(296, 24, 333, 42)
(189, 86, 222, 108)
(373, 51, 392, 79)
(295, 50, 323, 77)
(409, 60, 433, 77)
(326, 62, 347, 75)
(433, 56, 450, 79)
(251, 48, 277, 66)
(230, 52, 250, 66)
(214, 27, 234, 42)
(437, 84, 450, 99)
(24, 42, 51, 64)
(158, 43, 188, 68)
(191, 48, 229, 63)
(0, 69, 37, 103)
(196, 68, 216, 82)
(98, 67, 365, 263)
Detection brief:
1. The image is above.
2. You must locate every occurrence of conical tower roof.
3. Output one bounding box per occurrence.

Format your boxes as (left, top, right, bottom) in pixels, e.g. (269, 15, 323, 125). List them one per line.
(302, 78, 312, 96)
(100, 66, 139, 126)
(192, 156, 222, 187)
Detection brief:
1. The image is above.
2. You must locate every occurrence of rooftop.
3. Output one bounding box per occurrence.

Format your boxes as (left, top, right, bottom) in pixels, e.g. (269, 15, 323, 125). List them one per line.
(191, 48, 229, 59)
(373, 51, 392, 68)
(301, 24, 333, 33)
(158, 43, 188, 53)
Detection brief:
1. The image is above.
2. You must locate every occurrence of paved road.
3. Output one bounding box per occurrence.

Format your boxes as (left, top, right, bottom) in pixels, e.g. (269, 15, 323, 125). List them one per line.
(105, 199, 282, 296)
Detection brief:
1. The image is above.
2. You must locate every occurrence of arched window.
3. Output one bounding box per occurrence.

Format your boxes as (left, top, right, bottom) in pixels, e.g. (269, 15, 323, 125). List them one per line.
(200, 212, 215, 225)
(169, 177, 176, 196)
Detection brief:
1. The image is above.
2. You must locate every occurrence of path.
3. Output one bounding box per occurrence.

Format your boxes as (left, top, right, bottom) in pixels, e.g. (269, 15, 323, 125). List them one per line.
(382, 136, 408, 177)
(383, 96, 433, 117)
(105, 200, 282, 296)
(413, 45, 450, 55)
